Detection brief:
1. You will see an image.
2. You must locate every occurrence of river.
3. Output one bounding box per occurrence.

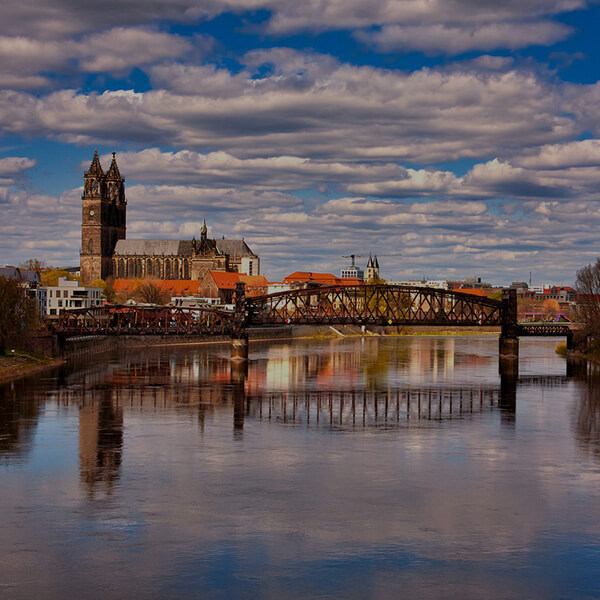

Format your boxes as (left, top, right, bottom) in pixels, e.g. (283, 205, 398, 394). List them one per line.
(1, 336, 599, 599)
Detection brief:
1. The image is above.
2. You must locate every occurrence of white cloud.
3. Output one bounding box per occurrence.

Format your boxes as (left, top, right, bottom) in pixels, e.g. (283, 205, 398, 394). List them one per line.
(0, 28, 195, 89)
(0, 56, 579, 164)
(357, 21, 570, 55)
(517, 139, 600, 169)
(76, 28, 192, 74)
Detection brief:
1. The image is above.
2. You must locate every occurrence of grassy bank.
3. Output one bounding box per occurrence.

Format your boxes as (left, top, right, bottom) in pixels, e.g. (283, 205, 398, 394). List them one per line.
(307, 327, 500, 340)
(0, 351, 64, 384)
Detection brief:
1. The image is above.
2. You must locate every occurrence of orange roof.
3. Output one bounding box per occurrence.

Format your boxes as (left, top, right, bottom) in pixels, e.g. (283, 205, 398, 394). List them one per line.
(114, 279, 201, 294)
(283, 271, 364, 286)
(455, 288, 488, 297)
(339, 277, 363, 286)
(208, 271, 268, 290)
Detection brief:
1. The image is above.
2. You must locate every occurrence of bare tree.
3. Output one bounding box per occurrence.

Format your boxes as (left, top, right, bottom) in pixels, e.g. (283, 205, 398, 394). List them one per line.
(575, 259, 600, 348)
(19, 258, 47, 271)
(0, 276, 39, 354)
(135, 281, 170, 305)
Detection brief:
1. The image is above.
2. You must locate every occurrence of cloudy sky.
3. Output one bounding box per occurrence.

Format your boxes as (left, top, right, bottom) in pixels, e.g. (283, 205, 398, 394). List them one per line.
(2, 0, 600, 283)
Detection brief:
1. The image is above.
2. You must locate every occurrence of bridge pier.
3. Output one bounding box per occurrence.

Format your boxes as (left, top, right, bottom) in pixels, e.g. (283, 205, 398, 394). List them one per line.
(499, 288, 519, 377)
(231, 337, 249, 361)
(566, 330, 574, 351)
(499, 335, 519, 359)
(231, 359, 248, 435)
(231, 281, 249, 362)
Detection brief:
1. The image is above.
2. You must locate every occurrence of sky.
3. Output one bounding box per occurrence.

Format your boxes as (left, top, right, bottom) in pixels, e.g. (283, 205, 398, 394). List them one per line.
(2, 0, 600, 285)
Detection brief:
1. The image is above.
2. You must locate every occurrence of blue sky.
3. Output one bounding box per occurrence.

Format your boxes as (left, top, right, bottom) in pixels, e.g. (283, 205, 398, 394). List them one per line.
(2, 0, 600, 284)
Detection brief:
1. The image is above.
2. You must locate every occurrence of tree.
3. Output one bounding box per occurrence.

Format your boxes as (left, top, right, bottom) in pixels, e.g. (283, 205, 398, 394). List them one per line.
(41, 269, 79, 287)
(542, 298, 560, 314)
(0, 276, 39, 355)
(134, 281, 170, 305)
(90, 278, 116, 303)
(20, 258, 47, 271)
(575, 259, 600, 349)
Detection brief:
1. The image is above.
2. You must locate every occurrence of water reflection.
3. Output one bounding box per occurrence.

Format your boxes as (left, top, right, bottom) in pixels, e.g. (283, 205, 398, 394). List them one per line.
(79, 389, 123, 497)
(0, 379, 41, 462)
(1, 337, 600, 599)
(574, 361, 600, 457)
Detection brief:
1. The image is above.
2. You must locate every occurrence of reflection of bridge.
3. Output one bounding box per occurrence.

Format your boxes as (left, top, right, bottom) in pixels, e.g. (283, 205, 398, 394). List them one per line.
(247, 387, 508, 427)
(49, 370, 579, 433)
(56, 285, 574, 361)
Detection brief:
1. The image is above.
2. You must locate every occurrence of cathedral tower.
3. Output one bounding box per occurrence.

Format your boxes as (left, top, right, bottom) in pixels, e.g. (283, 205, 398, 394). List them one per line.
(80, 151, 126, 283)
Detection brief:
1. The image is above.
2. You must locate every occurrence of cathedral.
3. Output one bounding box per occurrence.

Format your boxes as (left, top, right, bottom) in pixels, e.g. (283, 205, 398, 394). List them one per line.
(80, 151, 260, 284)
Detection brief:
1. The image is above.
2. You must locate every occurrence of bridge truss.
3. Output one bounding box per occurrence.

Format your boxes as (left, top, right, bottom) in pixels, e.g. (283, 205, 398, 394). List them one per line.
(57, 304, 236, 336)
(248, 285, 504, 326)
(55, 284, 574, 341)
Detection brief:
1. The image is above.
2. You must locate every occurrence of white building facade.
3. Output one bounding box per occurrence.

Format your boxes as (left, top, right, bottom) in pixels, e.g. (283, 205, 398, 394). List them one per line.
(43, 277, 103, 317)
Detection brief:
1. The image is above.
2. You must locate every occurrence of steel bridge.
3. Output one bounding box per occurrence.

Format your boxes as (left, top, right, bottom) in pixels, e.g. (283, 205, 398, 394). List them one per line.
(55, 284, 574, 357)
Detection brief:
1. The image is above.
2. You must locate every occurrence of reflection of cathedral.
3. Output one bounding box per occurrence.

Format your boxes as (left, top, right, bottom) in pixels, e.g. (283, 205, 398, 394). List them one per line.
(79, 393, 123, 495)
(80, 151, 259, 283)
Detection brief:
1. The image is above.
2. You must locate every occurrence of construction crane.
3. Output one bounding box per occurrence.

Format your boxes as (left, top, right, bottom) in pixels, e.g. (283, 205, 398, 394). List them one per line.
(342, 254, 369, 267)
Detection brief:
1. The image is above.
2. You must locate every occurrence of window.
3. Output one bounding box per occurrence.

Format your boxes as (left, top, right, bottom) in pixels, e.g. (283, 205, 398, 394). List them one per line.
(49, 289, 52, 298)
(57, 300, 62, 307)
(50, 309, 56, 315)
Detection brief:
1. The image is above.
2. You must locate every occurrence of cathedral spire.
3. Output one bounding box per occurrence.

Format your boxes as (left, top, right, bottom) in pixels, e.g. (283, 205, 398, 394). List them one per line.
(85, 149, 104, 178)
(201, 219, 207, 242)
(105, 151, 123, 181)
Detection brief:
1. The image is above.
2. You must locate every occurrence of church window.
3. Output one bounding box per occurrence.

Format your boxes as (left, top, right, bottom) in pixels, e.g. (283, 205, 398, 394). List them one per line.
(88, 238, 93, 254)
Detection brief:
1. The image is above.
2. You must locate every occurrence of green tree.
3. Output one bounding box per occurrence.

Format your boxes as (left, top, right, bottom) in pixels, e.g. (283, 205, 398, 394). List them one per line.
(0, 276, 39, 355)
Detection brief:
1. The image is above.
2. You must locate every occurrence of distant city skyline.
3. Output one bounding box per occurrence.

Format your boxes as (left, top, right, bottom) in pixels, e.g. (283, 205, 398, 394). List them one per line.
(2, 0, 600, 284)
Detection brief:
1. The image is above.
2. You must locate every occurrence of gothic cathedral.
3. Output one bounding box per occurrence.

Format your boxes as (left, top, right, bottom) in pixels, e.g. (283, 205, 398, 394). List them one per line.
(80, 150, 126, 283)
(80, 151, 259, 284)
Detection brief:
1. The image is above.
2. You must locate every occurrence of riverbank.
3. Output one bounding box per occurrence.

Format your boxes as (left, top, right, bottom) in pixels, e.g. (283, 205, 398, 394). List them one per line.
(300, 325, 500, 339)
(0, 352, 64, 384)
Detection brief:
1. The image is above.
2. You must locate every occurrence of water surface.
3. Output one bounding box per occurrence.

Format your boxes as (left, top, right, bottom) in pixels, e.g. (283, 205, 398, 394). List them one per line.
(1, 336, 599, 599)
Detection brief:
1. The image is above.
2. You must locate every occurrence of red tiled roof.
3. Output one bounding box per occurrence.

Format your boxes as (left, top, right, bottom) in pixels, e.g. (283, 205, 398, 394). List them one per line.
(114, 279, 201, 294)
(455, 288, 488, 297)
(208, 271, 268, 290)
(283, 271, 364, 286)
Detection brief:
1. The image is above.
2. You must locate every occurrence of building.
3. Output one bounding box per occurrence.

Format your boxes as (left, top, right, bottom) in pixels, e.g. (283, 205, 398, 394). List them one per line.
(0, 266, 41, 287)
(283, 272, 363, 287)
(341, 264, 365, 280)
(80, 151, 259, 283)
(43, 277, 103, 317)
(198, 271, 269, 303)
(390, 279, 448, 290)
(364, 255, 380, 281)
